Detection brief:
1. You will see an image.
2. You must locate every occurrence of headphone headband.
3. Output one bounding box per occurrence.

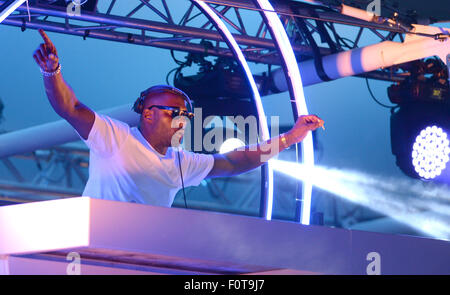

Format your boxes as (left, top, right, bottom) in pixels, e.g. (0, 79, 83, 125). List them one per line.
(132, 85, 192, 114)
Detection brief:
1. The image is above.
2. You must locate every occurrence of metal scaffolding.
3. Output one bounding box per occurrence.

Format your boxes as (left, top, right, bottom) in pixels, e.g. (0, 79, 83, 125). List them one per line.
(1, 0, 413, 81)
(0, 0, 447, 208)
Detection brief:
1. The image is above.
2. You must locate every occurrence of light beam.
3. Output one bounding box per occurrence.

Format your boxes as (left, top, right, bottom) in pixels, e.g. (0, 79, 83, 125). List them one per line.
(271, 159, 450, 240)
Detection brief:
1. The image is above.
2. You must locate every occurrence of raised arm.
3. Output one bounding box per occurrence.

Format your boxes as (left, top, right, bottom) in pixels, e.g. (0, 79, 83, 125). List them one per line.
(206, 115, 324, 178)
(33, 29, 94, 140)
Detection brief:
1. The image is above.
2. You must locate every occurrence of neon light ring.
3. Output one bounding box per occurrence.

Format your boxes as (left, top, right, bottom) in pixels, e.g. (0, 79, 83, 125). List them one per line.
(192, 0, 274, 219)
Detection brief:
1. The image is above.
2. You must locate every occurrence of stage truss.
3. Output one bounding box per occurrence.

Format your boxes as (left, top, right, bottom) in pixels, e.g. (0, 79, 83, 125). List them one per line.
(0, 0, 447, 220)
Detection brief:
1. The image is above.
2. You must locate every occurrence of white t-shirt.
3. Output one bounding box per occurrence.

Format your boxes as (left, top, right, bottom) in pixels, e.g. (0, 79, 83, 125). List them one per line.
(78, 112, 214, 207)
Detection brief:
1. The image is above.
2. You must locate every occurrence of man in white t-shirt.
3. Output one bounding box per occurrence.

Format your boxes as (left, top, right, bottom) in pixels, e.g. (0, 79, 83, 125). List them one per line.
(33, 29, 324, 207)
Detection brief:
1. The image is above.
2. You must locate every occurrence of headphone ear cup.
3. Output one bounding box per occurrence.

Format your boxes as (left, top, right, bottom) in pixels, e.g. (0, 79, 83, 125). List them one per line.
(132, 97, 144, 114)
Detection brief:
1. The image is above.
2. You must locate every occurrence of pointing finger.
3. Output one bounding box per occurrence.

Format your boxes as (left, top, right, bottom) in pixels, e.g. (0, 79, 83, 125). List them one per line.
(39, 29, 54, 48)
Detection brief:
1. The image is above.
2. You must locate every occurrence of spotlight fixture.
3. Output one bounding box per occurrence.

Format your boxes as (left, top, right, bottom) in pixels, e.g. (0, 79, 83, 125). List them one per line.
(388, 58, 449, 105)
(412, 126, 450, 179)
(173, 54, 269, 103)
(389, 58, 450, 182)
(390, 102, 450, 182)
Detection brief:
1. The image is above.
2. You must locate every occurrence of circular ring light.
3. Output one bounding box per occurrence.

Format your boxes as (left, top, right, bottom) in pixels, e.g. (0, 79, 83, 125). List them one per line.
(254, 0, 315, 224)
(193, 0, 274, 219)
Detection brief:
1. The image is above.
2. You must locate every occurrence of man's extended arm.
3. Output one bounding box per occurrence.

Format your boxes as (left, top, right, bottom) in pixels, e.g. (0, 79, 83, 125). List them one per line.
(206, 115, 324, 178)
(33, 29, 94, 140)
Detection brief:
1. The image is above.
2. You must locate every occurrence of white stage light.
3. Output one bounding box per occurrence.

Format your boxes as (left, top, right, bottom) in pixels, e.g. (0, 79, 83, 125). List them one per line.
(412, 126, 450, 180)
(219, 138, 245, 154)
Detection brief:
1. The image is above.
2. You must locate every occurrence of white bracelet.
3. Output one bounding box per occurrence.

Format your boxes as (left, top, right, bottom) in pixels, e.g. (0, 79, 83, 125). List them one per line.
(40, 64, 61, 77)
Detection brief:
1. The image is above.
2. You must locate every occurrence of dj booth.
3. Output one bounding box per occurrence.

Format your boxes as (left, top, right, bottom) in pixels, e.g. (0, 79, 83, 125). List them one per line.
(1, 197, 449, 275)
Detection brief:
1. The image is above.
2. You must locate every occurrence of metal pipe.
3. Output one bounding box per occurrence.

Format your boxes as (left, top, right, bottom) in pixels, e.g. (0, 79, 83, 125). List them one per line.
(1, 18, 284, 65)
(202, 0, 407, 34)
(2, 16, 406, 83)
(0, 0, 26, 23)
(0, 104, 139, 159)
(0, 180, 81, 198)
(3, 1, 315, 53)
(271, 24, 450, 91)
(1, 158, 25, 182)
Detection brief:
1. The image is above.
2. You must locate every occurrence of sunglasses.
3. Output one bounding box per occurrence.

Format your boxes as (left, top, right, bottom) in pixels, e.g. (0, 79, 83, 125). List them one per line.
(148, 105, 195, 119)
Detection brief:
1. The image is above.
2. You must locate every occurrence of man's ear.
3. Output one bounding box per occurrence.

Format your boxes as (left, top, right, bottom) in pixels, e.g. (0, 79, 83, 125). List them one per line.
(133, 97, 144, 114)
(142, 108, 154, 122)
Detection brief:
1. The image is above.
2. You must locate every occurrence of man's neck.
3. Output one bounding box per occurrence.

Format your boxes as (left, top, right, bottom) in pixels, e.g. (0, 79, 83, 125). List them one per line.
(138, 126, 168, 156)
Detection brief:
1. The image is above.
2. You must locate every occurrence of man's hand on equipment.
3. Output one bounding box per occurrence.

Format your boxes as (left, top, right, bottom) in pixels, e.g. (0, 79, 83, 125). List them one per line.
(33, 29, 59, 72)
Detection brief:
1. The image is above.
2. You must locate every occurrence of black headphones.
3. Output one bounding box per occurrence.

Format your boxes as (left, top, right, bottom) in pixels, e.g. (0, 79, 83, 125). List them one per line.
(132, 85, 193, 114)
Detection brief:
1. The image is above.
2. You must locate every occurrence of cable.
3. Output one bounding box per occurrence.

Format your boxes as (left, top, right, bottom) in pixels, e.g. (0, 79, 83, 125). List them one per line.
(25, 0, 30, 22)
(365, 77, 397, 109)
(167, 50, 191, 85)
(177, 150, 188, 208)
(165, 67, 180, 85)
(170, 50, 187, 66)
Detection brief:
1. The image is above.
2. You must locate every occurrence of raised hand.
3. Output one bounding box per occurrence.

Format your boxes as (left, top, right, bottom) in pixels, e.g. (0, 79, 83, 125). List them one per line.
(287, 114, 325, 144)
(296, 114, 325, 131)
(33, 29, 59, 72)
